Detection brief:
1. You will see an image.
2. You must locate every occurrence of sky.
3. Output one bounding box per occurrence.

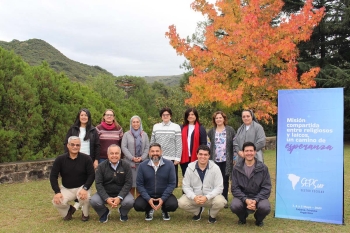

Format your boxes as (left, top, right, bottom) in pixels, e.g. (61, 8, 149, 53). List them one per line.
(0, 0, 209, 77)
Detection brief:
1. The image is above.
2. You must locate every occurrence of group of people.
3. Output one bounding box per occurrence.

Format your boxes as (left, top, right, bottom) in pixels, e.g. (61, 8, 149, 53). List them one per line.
(50, 107, 272, 227)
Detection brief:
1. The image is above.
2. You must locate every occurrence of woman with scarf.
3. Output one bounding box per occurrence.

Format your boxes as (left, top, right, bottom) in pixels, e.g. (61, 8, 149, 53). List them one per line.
(121, 115, 149, 197)
(233, 109, 266, 163)
(180, 108, 207, 177)
(207, 111, 236, 207)
(96, 109, 123, 163)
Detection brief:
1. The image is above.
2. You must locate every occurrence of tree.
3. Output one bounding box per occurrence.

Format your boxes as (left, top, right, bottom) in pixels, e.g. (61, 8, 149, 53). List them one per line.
(166, 0, 325, 122)
(0, 47, 124, 162)
(285, 0, 350, 132)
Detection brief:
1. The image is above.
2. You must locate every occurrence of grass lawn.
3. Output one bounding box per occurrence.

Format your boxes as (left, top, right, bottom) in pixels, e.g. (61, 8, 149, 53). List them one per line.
(1, 146, 349, 233)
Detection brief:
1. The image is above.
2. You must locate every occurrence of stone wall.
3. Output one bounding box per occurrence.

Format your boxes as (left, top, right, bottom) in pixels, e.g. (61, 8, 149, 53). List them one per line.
(0, 158, 54, 184)
(0, 136, 278, 184)
(265, 136, 276, 150)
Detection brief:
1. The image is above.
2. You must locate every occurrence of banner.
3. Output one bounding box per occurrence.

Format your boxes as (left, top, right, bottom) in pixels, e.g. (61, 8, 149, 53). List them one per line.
(275, 88, 344, 224)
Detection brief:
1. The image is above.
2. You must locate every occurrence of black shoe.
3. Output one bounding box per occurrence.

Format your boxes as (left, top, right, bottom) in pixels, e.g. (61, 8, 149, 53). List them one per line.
(192, 207, 204, 221)
(208, 215, 217, 224)
(120, 214, 128, 222)
(81, 213, 89, 222)
(238, 219, 246, 225)
(99, 209, 110, 223)
(63, 205, 76, 221)
(145, 209, 154, 221)
(162, 211, 170, 220)
(118, 207, 128, 222)
(255, 221, 264, 227)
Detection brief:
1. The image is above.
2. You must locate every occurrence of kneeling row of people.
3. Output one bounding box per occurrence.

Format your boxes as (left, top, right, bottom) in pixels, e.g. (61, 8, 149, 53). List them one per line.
(50, 137, 271, 226)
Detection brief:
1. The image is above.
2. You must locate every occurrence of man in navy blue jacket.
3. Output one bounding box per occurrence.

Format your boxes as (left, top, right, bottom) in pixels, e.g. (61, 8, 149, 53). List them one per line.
(134, 143, 178, 221)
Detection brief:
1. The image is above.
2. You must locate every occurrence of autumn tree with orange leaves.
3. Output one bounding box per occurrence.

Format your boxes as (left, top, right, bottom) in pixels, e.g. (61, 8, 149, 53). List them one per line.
(166, 0, 324, 122)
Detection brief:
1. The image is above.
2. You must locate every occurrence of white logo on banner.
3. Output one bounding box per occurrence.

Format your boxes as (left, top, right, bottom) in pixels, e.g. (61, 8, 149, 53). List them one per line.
(288, 173, 325, 190)
(288, 174, 300, 190)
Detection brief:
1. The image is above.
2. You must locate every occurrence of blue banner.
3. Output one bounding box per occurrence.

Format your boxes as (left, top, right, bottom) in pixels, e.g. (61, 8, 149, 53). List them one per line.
(275, 88, 344, 224)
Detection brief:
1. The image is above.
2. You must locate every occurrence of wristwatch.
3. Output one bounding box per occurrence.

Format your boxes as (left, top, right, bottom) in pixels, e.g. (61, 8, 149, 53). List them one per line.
(83, 186, 88, 190)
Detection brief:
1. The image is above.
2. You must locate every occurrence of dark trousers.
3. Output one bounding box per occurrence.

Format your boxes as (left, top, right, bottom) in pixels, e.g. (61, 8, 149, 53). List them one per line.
(180, 162, 190, 177)
(230, 198, 271, 222)
(134, 194, 178, 213)
(216, 161, 229, 200)
(171, 161, 179, 188)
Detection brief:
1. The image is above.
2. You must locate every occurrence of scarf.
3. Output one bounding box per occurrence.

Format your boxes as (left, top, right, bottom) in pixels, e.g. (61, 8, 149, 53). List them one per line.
(101, 121, 116, 130)
(181, 121, 200, 164)
(131, 128, 142, 157)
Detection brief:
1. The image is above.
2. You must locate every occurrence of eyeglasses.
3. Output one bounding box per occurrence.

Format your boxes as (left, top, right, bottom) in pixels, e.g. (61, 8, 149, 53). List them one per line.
(69, 143, 81, 147)
(104, 114, 114, 117)
(162, 114, 170, 117)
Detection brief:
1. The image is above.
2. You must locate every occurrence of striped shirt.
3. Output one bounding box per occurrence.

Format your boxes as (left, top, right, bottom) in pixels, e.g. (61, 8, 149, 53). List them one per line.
(150, 121, 182, 161)
(96, 124, 123, 159)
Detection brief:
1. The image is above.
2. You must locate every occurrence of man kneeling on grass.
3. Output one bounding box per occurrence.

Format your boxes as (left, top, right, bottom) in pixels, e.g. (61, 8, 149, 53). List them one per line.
(178, 145, 227, 223)
(134, 143, 178, 221)
(90, 144, 134, 223)
(50, 136, 95, 221)
(230, 141, 271, 227)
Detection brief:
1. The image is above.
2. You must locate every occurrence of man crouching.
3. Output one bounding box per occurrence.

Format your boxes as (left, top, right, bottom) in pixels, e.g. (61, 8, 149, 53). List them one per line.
(90, 144, 134, 223)
(230, 141, 271, 227)
(50, 136, 95, 221)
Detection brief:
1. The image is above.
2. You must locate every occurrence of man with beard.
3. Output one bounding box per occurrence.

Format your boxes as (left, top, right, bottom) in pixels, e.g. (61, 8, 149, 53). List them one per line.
(134, 143, 178, 221)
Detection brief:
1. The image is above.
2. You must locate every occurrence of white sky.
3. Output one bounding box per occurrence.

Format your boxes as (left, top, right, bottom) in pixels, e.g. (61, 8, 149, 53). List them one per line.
(0, 0, 208, 76)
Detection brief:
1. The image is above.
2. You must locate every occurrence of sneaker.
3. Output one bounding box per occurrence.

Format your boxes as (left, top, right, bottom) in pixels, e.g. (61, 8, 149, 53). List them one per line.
(63, 205, 76, 221)
(255, 221, 264, 227)
(99, 209, 111, 223)
(145, 209, 154, 221)
(81, 213, 89, 222)
(118, 208, 128, 222)
(224, 203, 228, 209)
(208, 210, 217, 223)
(192, 207, 204, 221)
(208, 215, 217, 224)
(162, 211, 170, 221)
(120, 214, 128, 222)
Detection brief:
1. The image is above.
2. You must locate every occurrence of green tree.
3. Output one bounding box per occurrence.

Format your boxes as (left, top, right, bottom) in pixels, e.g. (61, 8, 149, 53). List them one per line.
(0, 47, 124, 162)
(283, 0, 350, 132)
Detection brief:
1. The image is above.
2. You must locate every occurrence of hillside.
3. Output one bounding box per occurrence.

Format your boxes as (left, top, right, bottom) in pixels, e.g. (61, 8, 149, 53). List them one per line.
(0, 38, 183, 85)
(143, 74, 183, 86)
(0, 39, 112, 81)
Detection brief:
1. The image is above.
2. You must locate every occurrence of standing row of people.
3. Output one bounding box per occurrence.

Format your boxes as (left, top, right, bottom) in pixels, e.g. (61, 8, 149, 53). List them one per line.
(50, 107, 270, 226)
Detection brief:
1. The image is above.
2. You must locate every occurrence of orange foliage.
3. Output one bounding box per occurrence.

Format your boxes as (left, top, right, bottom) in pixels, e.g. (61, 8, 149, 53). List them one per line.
(166, 0, 324, 122)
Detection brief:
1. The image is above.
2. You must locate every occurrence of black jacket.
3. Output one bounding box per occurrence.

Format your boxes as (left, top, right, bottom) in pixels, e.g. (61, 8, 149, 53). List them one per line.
(64, 126, 100, 161)
(231, 159, 271, 203)
(95, 159, 132, 201)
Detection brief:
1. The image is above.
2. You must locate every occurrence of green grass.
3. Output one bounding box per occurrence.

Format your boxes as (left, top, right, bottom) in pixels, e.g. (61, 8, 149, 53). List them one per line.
(1, 146, 349, 233)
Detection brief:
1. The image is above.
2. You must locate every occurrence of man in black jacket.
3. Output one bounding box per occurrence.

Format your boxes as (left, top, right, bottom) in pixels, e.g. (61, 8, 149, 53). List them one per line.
(50, 136, 95, 221)
(90, 144, 134, 223)
(230, 142, 271, 227)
